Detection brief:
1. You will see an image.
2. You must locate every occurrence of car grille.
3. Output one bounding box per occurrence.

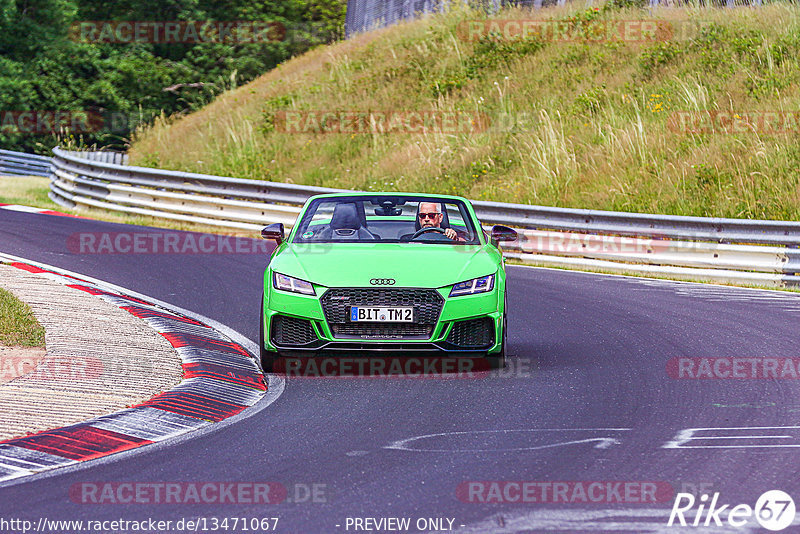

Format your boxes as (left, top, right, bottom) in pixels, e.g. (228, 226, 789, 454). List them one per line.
(321, 288, 444, 340)
(331, 323, 433, 339)
(446, 317, 494, 349)
(271, 315, 318, 346)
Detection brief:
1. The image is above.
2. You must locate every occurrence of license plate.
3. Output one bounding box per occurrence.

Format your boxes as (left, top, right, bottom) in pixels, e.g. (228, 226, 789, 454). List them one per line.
(350, 306, 413, 322)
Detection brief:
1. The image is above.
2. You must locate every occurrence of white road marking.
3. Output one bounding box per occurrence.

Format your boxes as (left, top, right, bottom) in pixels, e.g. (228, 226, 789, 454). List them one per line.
(385, 429, 630, 452)
(606, 274, 800, 308)
(664, 426, 800, 449)
(0, 205, 50, 213)
(508, 264, 800, 299)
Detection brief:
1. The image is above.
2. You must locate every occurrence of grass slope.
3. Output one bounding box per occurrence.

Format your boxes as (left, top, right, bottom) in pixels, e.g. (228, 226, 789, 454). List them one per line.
(130, 2, 800, 220)
(0, 287, 45, 348)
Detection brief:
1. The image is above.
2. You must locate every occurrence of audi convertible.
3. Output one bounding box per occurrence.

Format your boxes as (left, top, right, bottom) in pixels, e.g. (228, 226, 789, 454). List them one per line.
(259, 193, 516, 370)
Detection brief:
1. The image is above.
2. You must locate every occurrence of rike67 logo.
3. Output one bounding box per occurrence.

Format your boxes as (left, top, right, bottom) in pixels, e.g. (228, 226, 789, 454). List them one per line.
(668, 490, 796, 531)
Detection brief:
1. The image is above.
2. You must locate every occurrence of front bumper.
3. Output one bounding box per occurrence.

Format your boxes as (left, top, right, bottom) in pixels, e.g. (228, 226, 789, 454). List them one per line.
(263, 284, 503, 355)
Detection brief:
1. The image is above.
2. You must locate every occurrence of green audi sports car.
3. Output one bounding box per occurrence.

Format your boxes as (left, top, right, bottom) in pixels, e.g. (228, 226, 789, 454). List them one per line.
(259, 193, 517, 370)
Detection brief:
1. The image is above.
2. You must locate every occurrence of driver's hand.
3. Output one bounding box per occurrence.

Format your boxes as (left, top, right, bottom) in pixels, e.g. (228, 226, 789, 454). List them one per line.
(444, 228, 457, 239)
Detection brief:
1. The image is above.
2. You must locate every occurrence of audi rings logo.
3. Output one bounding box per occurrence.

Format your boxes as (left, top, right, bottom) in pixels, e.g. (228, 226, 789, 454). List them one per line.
(370, 278, 396, 285)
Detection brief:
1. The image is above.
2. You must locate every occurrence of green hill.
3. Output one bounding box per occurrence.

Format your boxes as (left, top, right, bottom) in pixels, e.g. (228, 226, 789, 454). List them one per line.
(130, 2, 800, 220)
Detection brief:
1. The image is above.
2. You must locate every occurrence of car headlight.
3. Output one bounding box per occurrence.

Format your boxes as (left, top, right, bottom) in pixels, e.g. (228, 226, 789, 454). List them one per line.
(449, 274, 494, 297)
(273, 272, 315, 295)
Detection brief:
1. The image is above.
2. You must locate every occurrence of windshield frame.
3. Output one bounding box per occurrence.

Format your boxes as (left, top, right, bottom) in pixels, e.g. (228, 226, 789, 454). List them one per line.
(290, 195, 482, 245)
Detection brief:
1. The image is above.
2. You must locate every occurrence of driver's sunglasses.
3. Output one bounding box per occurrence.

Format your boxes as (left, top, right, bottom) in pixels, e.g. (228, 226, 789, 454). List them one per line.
(418, 212, 441, 220)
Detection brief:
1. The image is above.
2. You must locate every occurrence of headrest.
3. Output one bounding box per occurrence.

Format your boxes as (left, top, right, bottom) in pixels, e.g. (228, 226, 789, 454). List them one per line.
(330, 202, 362, 230)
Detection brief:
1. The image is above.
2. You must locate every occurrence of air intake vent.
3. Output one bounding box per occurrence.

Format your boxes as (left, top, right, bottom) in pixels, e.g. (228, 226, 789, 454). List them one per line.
(271, 315, 318, 346)
(446, 317, 494, 349)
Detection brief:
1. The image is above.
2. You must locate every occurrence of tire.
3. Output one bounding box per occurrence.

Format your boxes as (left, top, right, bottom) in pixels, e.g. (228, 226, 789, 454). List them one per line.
(259, 295, 274, 372)
(488, 293, 507, 369)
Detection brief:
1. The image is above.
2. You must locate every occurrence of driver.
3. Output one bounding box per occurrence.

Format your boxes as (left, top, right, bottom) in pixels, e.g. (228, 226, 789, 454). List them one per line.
(418, 202, 459, 240)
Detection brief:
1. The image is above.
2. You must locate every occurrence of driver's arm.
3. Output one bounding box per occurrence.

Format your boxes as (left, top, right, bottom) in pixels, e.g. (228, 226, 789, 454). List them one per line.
(444, 228, 467, 242)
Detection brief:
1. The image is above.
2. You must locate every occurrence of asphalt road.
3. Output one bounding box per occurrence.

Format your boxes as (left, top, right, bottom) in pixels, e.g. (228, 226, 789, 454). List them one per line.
(2, 209, 800, 533)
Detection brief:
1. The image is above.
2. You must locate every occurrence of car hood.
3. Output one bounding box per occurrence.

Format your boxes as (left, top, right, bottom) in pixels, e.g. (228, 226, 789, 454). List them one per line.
(270, 243, 499, 288)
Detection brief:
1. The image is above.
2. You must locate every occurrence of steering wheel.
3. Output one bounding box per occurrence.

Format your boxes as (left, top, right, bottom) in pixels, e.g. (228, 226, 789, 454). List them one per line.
(410, 227, 449, 240)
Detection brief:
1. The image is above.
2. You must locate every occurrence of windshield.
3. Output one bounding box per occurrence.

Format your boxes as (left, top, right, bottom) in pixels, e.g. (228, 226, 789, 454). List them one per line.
(292, 195, 480, 245)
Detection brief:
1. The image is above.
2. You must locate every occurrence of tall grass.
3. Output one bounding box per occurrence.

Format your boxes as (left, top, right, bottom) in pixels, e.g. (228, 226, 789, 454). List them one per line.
(131, 1, 800, 220)
(0, 288, 45, 348)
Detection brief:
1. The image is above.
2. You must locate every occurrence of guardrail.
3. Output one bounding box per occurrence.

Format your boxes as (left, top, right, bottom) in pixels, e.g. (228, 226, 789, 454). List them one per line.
(0, 149, 52, 177)
(38, 147, 800, 288)
(49, 147, 334, 230)
(71, 150, 128, 165)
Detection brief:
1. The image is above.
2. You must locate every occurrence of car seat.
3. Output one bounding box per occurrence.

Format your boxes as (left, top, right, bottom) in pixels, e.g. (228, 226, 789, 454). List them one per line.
(316, 202, 377, 240)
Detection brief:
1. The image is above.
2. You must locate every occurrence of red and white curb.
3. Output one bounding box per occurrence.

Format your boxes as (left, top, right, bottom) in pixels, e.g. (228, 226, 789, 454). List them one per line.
(0, 203, 81, 218)
(0, 259, 269, 484)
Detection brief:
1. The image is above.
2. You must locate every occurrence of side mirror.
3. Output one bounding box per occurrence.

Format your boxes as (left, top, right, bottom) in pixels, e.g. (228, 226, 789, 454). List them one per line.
(491, 225, 517, 244)
(261, 223, 285, 245)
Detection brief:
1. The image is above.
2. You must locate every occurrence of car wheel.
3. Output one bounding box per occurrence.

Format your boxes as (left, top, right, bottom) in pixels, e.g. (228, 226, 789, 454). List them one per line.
(488, 294, 507, 370)
(259, 295, 274, 372)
